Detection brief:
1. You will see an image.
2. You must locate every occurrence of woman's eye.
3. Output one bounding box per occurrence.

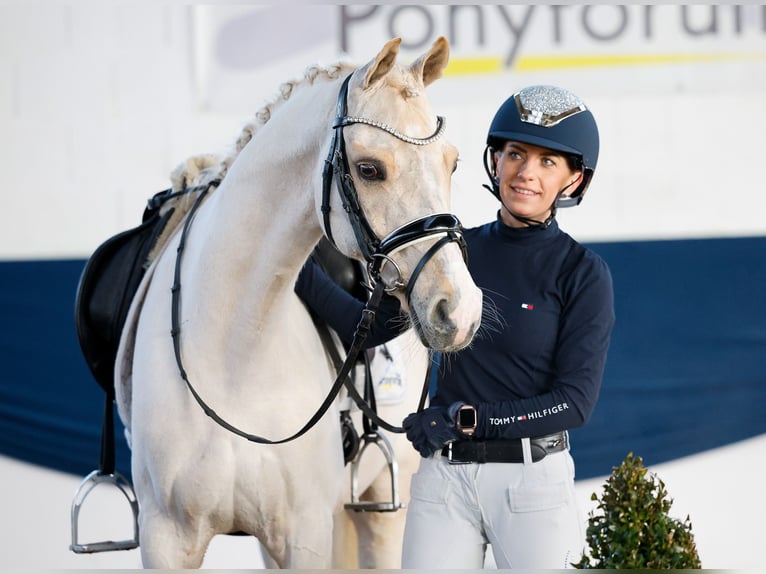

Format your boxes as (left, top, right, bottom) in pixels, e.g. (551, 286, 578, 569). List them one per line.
(357, 162, 384, 180)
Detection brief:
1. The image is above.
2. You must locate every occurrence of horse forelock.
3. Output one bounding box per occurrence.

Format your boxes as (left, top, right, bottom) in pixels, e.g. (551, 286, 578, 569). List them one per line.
(351, 66, 438, 139)
(389, 64, 424, 100)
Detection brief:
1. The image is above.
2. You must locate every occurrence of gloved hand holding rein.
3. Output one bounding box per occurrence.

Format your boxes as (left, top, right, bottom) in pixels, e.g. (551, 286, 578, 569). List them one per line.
(402, 402, 466, 458)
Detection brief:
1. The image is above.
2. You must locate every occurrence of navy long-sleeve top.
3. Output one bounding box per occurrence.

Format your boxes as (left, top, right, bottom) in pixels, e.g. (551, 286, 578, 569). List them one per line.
(436, 215, 615, 440)
(295, 213, 615, 440)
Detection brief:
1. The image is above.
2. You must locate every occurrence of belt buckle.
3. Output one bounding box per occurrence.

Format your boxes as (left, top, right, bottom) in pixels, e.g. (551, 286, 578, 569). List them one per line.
(550, 431, 569, 450)
(544, 431, 569, 451)
(444, 441, 472, 465)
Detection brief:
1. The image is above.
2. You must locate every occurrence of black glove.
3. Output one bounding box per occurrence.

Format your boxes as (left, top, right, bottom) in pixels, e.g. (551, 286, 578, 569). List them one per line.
(402, 403, 463, 458)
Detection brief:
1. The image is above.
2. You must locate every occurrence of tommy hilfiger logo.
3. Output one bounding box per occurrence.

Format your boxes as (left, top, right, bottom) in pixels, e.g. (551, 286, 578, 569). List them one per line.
(521, 303, 534, 310)
(488, 403, 570, 426)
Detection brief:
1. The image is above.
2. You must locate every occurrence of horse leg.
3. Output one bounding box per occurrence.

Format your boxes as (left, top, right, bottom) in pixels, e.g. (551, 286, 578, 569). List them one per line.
(349, 509, 406, 568)
(132, 463, 215, 569)
(348, 446, 420, 568)
(332, 509, 359, 568)
(269, 507, 335, 569)
(138, 505, 214, 569)
(259, 542, 280, 569)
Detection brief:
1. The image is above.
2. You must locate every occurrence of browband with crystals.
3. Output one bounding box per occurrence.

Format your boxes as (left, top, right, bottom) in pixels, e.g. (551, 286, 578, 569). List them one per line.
(334, 115, 446, 146)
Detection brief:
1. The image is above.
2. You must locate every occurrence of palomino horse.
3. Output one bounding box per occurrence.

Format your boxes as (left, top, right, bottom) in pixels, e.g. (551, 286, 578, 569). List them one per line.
(114, 37, 482, 568)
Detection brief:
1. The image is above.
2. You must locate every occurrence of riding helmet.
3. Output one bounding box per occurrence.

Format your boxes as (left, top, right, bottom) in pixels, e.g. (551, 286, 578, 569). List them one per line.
(485, 85, 599, 207)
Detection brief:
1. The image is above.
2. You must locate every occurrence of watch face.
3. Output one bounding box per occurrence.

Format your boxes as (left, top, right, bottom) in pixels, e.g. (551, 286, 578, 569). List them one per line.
(458, 407, 476, 428)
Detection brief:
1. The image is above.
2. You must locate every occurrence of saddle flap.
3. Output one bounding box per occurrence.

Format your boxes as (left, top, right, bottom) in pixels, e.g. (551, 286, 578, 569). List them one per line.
(74, 208, 174, 392)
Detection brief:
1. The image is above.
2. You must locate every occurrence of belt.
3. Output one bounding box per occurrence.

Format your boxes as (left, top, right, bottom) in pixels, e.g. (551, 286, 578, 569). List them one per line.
(441, 431, 569, 464)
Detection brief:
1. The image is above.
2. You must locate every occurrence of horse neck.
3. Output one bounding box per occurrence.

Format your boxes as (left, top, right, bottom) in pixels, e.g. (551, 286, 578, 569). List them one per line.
(184, 78, 340, 331)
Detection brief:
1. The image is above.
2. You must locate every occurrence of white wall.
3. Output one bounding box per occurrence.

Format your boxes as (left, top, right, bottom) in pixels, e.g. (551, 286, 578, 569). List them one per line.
(0, 5, 241, 260)
(2, 4, 765, 261)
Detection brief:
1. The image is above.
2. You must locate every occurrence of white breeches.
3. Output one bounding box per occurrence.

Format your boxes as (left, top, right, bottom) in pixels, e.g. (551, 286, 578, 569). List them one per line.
(401, 449, 583, 569)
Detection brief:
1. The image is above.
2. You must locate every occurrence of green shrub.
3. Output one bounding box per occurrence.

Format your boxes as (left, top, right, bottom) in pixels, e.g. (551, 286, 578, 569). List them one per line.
(575, 452, 701, 569)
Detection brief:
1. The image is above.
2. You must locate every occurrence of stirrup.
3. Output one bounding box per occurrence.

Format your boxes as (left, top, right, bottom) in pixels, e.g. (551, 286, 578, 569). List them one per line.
(70, 470, 140, 553)
(344, 430, 406, 512)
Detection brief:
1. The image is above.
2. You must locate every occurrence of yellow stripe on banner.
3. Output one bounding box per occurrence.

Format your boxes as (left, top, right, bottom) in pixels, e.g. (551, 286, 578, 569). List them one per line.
(444, 57, 504, 76)
(517, 52, 766, 71)
(444, 52, 766, 76)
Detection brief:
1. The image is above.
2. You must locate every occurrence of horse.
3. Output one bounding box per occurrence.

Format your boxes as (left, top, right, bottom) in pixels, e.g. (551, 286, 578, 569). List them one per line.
(114, 36, 483, 568)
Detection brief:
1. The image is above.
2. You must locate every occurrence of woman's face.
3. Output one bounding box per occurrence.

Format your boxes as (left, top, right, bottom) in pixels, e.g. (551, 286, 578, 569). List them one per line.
(494, 140, 582, 228)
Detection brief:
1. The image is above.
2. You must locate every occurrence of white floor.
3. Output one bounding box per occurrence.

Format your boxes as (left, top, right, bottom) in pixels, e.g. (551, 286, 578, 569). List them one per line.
(2, 433, 764, 570)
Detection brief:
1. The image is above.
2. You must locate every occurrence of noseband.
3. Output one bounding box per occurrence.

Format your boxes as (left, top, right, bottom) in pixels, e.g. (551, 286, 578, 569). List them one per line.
(321, 74, 467, 304)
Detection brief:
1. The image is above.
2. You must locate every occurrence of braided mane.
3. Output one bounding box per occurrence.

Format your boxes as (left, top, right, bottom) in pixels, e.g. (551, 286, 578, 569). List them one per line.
(171, 62, 353, 192)
(145, 62, 353, 263)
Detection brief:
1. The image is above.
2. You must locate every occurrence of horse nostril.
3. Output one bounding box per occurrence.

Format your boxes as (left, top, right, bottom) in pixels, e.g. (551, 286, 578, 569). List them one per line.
(431, 298, 455, 332)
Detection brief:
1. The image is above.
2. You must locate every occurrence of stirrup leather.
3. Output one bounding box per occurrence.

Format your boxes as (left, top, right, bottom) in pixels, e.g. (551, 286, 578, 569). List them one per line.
(344, 430, 406, 512)
(70, 470, 139, 553)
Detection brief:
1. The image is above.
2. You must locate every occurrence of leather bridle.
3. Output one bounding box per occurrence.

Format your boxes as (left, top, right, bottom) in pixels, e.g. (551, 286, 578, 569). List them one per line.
(169, 72, 467, 444)
(321, 74, 467, 304)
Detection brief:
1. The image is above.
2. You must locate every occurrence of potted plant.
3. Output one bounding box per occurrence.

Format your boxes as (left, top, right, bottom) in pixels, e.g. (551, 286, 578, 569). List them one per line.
(575, 452, 701, 569)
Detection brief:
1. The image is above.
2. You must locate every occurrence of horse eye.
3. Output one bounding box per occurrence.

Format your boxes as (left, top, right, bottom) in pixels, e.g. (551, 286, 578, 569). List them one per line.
(357, 162, 384, 181)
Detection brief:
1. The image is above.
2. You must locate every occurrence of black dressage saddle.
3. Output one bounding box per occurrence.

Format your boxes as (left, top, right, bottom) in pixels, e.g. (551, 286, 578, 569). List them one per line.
(74, 195, 175, 393)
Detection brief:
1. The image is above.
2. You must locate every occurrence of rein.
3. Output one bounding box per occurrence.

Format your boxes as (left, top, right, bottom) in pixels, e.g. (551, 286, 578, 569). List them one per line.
(169, 72, 466, 444)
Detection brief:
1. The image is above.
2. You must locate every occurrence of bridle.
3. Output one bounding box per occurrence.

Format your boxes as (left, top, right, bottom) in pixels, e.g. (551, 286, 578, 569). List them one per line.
(169, 72, 467, 444)
(321, 74, 467, 304)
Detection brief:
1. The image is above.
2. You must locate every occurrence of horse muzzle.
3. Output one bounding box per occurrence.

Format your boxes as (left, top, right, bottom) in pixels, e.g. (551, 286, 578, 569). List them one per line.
(408, 274, 483, 352)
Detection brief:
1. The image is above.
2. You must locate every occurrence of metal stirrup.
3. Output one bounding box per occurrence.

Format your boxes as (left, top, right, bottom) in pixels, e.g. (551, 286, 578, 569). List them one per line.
(344, 430, 406, 512)
(69, 470, 139, 553)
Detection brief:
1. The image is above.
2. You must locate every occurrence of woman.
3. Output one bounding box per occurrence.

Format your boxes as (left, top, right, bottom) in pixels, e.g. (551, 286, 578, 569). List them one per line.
(400, 84, 614, 569)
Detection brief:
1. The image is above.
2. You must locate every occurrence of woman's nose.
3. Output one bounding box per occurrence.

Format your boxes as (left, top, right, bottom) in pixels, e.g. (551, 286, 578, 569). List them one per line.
(516, 161, 531, 179)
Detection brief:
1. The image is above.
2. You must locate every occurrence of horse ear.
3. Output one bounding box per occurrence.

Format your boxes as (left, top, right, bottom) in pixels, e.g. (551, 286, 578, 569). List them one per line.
(363, 37, 402, 89)
(410, 36, 450, 87)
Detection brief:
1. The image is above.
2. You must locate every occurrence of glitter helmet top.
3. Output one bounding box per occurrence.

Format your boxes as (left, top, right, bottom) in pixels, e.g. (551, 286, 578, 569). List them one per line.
(485, 85, 600, 206)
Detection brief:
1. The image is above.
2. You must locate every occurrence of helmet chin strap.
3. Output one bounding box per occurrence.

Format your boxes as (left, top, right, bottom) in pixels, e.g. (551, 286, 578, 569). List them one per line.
(482, 159, 579, 229)
(495, 192, 553, 228)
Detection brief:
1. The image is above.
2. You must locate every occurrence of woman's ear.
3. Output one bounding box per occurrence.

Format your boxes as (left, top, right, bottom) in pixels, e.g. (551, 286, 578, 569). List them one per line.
(492, 149, 501, 174)
(561, 171, 583, 198)
(569, 171, 584, 188)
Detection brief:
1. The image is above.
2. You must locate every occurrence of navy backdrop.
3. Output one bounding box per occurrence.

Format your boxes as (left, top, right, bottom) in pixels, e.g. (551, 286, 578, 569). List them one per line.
(1, 235, 765, 481)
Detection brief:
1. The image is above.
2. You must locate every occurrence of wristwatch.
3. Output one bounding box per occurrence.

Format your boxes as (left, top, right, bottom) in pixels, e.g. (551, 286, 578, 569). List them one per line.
(456, 404, 477, 437)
